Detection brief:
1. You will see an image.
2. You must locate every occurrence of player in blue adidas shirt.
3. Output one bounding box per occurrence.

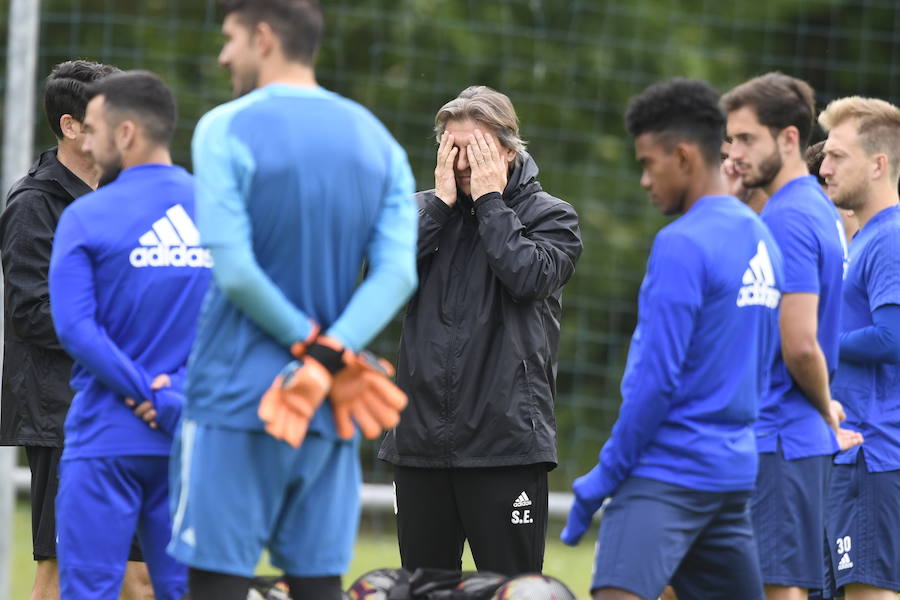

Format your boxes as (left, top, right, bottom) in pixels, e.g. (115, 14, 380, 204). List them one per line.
(818, 96, 900, 600)
(722, 73, 862, 600)
(561, 79, 783, 600)
(167, 2, 417, 599)
(48, 71, 208, 599)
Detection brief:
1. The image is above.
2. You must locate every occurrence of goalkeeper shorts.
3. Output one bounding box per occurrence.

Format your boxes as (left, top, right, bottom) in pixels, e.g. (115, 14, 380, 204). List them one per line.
(168, 419, 361, 577)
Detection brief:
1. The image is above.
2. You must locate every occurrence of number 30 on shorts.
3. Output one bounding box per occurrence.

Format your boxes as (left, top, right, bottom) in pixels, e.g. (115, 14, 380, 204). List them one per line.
(836, 536, 852, 554)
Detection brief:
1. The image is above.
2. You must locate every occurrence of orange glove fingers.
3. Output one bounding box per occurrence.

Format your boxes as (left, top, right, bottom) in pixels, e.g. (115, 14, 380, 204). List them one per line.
(258, 376, 286, 423)
(374, 357, 395, 377)
(367, 375, 408, 411)
(279, 357, 332, 418)
(281, 391, 318, 420)
(281, 411, 308, 448)
(263, 400, 310, 449)
(348, 400, 383, 440)
(332, 405, 357, 440)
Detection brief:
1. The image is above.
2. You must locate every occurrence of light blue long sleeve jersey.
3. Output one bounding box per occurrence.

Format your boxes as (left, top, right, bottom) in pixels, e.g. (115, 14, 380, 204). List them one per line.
(576, 196, 784, 503)
(186, 84, 418, 437)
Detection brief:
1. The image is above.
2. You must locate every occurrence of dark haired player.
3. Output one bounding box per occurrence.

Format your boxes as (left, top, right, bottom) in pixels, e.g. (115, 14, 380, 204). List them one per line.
(723, 73, 861, 600)
(0, 60, 156, 600)
(561, 78, 783, 600)
(48, 70, 210, 599)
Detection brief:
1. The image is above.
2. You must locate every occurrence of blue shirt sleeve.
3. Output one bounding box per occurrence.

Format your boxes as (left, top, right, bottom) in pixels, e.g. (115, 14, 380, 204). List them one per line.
(763, 207, 819, 294)
(864, 227, 900, 312)
(326, 142, 418, 350)
(48, 210, 155, 402)
(192, 109, 315, 348)
(580, 231, 705, 502)
(840, 304, 900, 364)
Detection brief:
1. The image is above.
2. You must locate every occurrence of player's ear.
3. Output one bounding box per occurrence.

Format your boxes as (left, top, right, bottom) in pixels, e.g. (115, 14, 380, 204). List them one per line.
(778, 126, 800, 153)
(255, 20, 277, 57)
(674, 142, 694, 175)
(871, 153, 889, 180)
(115, 119, 137, 151)
(58, 114, 80, 141)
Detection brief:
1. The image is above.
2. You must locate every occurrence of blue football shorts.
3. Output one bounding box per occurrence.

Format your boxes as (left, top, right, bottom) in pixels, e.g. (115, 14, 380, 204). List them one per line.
(56, 455, 186, 600)
(751, 444, 831, 589)
(591, 476, 764, 600)
(167, 419, 361, 577)
(826, 451, 900, 593)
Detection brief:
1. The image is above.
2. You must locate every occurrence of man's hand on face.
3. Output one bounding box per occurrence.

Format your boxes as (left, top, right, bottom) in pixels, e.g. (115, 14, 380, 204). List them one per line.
(467, 129, 509, 201)
(721, 155, 748, 198)
(435, 130, 459, 207)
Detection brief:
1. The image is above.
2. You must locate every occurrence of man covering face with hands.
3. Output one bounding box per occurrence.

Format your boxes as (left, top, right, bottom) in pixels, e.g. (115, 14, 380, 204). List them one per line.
(379, 85, 582, 576)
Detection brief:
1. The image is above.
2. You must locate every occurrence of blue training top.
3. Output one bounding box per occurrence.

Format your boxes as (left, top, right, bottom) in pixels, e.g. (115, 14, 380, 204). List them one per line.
(756, 175, 846, 459)
(48, 164, 211, 459)
(186, 84, 417, 436)
(589, 195, 783, 499)
(832, 204, 900, 472)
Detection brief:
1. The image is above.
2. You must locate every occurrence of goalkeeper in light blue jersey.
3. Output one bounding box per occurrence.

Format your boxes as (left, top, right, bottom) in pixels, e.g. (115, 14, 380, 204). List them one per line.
(167, 2, 417, 599)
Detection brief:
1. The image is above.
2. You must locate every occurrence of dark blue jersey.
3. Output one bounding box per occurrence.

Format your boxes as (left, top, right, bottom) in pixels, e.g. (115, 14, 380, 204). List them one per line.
(48, 164, 210, 458)
(757, 175, 846, 459)
(832, 204, 900, 472)
(589, 196, 783, 498)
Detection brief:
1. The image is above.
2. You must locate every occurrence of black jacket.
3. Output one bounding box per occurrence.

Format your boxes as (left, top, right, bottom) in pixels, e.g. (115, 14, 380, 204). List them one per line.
(379, 154, 582, 468)
(0, 149, 91, 446)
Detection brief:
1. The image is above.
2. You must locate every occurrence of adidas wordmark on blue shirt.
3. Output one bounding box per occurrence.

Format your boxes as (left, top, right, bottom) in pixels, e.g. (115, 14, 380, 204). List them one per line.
(589, 196, 783, 499)
(49, 164, 210, 459)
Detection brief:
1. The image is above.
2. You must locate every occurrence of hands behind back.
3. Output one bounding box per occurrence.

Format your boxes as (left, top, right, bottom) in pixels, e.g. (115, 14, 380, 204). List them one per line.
(125, 373, 183, 435)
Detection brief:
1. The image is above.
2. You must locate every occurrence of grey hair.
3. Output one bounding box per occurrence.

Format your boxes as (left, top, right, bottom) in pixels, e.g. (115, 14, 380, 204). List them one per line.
(433, 85, 527, 155)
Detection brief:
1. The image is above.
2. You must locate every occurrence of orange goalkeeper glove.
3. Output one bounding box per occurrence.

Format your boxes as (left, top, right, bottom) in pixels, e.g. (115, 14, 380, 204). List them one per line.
(258, 357, 333, 447)
(258, 328, 334, 448)
(258, 333, 407, 445)
(330, 350, 408, 440)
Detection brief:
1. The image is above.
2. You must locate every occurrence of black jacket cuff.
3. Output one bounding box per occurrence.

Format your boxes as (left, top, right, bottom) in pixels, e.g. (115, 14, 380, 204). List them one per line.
(473, 191, 503, 214)
(425, 194, 455, 225)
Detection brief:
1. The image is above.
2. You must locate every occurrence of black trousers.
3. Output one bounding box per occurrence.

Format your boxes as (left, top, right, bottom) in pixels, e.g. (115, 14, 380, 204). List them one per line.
(26, 446, 144, 562)
(393, 464, 548, 576)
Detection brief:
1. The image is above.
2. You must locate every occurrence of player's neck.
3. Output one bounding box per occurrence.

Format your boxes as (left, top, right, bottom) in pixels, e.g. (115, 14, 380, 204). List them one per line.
(765, 157, 808, 197)
(683, 169, 728, 212)
(257, 60, 317, 89)
(56, 140, 100, 190)
(855, 183, 900, 230)
(122, 145, 173, 171)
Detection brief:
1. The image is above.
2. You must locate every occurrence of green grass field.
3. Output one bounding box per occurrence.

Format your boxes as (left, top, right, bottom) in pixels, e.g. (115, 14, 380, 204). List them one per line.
(13, 500, 596, 599)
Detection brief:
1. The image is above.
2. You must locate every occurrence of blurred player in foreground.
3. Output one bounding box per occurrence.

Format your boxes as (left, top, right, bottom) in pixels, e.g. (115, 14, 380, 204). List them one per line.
(819, 96, 900, 600)
(48, 70, 208, 599)
(561, 78, 783, 600)
(167, 1, 417, 599)
(723, 72, 861, 600)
